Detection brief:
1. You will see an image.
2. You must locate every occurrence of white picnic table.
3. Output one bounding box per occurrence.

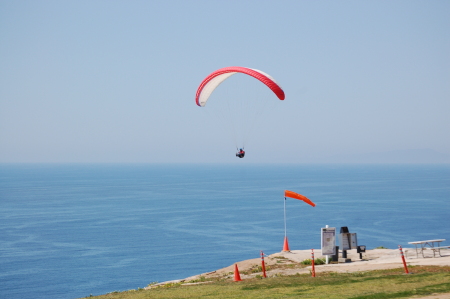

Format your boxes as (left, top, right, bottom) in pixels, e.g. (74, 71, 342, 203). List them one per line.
(408, 239, 447, 258)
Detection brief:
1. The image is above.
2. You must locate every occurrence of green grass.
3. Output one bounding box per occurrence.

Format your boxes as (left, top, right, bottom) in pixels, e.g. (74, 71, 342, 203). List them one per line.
(301, 258, 327, 265)
(82, 266, 450, 299)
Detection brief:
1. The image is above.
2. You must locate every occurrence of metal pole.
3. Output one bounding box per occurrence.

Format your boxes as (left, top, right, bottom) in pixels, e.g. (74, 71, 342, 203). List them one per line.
(325, 225, 329, 264)
(284, 197, 287, 238)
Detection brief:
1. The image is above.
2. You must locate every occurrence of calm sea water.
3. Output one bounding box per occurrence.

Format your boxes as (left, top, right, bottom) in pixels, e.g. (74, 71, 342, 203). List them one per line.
(1, 164, 449, 298)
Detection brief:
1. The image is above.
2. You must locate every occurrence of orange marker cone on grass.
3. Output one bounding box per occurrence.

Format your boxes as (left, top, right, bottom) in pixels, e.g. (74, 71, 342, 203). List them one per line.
(234, 264, 242, 281)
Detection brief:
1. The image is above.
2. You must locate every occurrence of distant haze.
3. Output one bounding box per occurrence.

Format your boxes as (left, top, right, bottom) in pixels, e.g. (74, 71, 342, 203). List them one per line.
(325, 149, 450, 164)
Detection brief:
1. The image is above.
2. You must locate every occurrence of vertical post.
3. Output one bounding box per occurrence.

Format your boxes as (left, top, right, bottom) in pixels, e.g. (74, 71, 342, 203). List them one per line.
(311, 249, 316, 277)
(282, 197, 290, 251)
(260, 250, 267, 278)
(325, 225, 329, 264)
(398, 245, 409, 274)
(283, 197, 287, 239)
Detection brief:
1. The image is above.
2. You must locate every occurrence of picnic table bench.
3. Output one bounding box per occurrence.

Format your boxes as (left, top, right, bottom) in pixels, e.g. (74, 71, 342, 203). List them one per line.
(423, 246, 450, 257)
(408, 239, 447, 258)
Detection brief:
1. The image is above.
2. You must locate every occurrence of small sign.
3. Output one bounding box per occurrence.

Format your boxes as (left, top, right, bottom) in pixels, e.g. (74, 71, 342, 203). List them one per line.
(321, 227, 336, 255)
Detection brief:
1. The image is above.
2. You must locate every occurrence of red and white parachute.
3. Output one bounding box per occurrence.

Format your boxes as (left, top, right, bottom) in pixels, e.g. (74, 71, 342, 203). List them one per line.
(195, 66, 285, 107)
(195, 66, 285, 155)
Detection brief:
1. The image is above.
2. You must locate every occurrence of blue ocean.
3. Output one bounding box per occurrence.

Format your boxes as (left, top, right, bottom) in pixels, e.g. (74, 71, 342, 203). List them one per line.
(1, 164, 449, 299)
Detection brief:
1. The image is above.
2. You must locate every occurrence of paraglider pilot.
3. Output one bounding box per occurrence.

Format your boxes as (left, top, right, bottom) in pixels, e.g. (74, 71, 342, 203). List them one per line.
(236, 148, 245, 158)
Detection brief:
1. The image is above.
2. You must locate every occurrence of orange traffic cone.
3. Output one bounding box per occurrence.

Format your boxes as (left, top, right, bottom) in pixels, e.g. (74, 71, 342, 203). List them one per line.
(234, 264, 242, 281)
(282, 236, 290, 252)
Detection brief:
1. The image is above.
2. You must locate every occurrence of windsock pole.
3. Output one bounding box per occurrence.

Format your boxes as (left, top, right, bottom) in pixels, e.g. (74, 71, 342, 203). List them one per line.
(282, 190, 315, 252)
(282, 197, 290, 251)
(284, 197, 287, 238)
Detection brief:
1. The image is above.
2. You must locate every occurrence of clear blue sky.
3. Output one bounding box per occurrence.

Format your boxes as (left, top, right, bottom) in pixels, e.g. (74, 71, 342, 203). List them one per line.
(1, 0, 449, 163)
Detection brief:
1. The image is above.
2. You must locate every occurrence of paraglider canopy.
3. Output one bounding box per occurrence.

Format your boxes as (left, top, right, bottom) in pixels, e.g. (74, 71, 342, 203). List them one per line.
(195, 66, 285, 107)
(284, 190, 316, 207)
(194, 66, 285, 157)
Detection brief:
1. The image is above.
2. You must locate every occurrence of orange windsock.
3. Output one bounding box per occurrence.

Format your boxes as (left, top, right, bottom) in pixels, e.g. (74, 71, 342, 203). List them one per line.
(284, 190, 316, 207)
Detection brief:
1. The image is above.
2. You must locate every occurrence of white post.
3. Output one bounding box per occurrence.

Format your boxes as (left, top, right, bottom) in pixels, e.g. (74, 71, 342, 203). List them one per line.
(284, 197, 287, 238)
(325, 225, 329, 264)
